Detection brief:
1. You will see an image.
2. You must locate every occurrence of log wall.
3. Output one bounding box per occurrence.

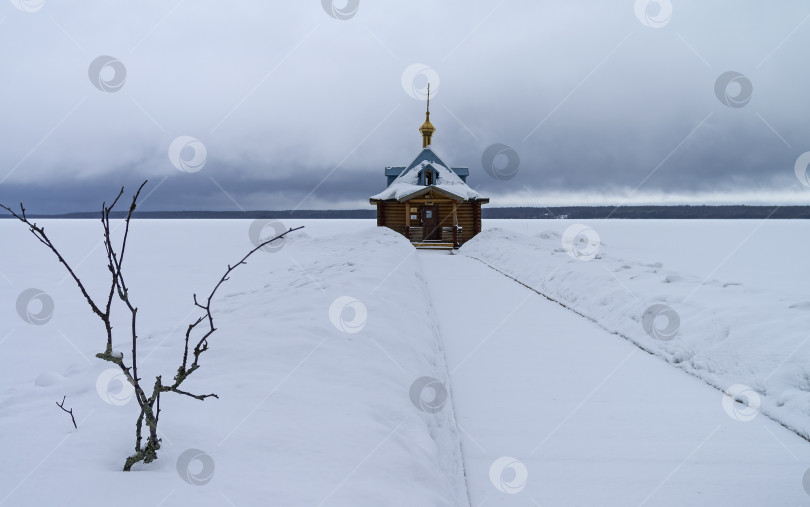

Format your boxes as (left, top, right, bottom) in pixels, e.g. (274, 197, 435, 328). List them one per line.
(377, 198, 484, 245)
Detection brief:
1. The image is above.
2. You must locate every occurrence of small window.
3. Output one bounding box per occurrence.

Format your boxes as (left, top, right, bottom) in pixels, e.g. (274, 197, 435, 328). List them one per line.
(424, 171, 433, 185)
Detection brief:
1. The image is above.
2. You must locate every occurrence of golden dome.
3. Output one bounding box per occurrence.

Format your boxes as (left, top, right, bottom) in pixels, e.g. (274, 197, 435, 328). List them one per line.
(420, 116, 435, 135)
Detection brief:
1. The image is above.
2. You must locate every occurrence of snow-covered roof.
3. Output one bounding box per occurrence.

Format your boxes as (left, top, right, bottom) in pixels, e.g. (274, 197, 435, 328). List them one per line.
(370, 147, 488, 202)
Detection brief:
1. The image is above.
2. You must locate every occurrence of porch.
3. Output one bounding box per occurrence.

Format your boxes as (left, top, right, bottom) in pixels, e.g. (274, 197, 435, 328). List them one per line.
(406, 225, 462, 249)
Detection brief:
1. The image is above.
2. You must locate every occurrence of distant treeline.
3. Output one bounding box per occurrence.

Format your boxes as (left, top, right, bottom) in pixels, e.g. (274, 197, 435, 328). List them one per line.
(2, 205, 809, 219)
(0, 209, 378, 219)
(482, 205, 810, 219)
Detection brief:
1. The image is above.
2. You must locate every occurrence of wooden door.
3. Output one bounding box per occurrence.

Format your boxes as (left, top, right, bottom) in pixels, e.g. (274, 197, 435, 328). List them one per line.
(421, 205, 440, 240)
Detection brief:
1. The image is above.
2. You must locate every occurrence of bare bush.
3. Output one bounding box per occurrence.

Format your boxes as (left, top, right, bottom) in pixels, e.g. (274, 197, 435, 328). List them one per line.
(1, 181, 302, 470)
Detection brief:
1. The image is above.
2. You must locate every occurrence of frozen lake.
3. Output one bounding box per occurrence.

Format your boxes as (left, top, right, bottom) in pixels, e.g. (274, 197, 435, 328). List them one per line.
(247, 217, 809, 297)
(1, 218, 808, 506)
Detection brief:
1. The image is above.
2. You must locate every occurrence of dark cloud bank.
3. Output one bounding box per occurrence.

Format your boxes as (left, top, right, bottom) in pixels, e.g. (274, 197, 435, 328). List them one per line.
(1, 0, 810, 214)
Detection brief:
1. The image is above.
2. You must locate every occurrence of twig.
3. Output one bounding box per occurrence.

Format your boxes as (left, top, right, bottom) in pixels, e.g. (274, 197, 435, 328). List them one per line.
(56, 395, 77, 429)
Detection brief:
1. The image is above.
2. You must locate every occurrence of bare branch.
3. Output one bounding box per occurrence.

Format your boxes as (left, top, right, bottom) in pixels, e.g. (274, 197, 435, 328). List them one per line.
(1, 202, 105, 319)
(167, 387, 219, 401)
(183, 226, 304, 370)
(55, 395, 77, 429)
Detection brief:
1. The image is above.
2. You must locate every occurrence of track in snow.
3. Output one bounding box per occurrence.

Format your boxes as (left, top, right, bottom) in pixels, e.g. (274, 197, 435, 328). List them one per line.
(417, 250, 810, 506)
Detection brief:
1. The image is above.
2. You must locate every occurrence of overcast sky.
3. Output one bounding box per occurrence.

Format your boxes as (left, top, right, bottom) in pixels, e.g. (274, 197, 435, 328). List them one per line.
(1, 0, 809, 213)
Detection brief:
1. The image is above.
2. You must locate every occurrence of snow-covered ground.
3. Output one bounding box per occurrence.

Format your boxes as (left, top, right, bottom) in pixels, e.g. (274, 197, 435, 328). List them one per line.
(1, 218, 809, 506)
(0, 220, 466, 506)
(485, 218, 810, 299)
(422, 248, 810, 506)
(462, 224, 810, 442)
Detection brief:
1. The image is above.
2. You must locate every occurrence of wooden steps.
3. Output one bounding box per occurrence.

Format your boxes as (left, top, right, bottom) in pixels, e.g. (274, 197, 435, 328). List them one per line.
(412, 241, 455, 250)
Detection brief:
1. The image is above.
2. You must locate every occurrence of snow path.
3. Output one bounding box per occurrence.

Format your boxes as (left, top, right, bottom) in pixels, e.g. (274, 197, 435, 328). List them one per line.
(417, 250, 810, 506)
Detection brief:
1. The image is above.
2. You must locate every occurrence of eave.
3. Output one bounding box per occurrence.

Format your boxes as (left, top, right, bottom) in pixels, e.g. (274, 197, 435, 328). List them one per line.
(369, 185, 490, 204)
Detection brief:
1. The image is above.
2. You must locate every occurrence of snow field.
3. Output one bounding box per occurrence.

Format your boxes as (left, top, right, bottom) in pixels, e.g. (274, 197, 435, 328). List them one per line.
(461, 226, 810, 443)
(3, 217, 810, 505)
(0, 221, 466, 506)
(421, 249, 810, 505)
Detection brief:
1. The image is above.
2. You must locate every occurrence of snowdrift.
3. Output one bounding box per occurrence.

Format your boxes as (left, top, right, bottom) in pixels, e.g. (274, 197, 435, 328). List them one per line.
(0, 223, 467, 507)
(461, 227, 810, 440)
